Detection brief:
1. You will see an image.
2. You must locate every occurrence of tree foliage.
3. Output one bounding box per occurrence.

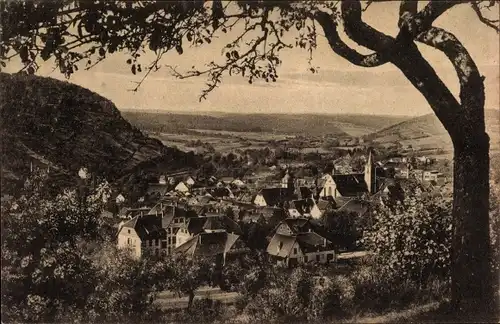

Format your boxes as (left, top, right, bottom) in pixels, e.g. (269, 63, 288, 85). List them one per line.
(2, 0, 499, 312)
(361, 192, 453, 284)
(1, 170, 167, 322)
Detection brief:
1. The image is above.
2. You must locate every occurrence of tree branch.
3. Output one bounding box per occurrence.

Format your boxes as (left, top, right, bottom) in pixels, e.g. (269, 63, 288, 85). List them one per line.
(471, 1, 500, 33)
(398, 0, 418, 28)
(416, 26, 485, 117)
(340, 0, 395, 53)
(313, 11, 388, 67)
(399, 1, 465, 39)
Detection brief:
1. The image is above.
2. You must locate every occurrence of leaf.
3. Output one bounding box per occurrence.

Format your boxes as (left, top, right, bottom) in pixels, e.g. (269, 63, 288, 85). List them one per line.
(98, 48, 105, 57)
(131, 64, 136, 75)
(126, 59, 132, 64)
(175, 45, 183, 55)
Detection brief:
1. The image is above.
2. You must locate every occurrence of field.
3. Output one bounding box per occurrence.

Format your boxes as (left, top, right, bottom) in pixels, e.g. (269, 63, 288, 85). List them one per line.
(369, 109, 500, 155)
(122, 110, 410, 138)
(149, 131, 275, 153)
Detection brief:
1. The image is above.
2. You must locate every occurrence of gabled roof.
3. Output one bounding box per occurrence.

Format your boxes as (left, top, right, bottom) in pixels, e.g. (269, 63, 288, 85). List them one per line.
(207, 187, 233, 198)
(267, 233, 297, 258)
(236, 192, 254, 203)
(337, 199, 370, 216)
(146, 183, 169, 196)
(267, 231, 333, 258)
(121, 214, 164, 240)
(296, 232, 330, 250)
(333, 174, 368, 196)
(270, 217, 311, 236)
(316, 199, 335, 212)
(297, 186, 313, 200)
(174, 231, 242, 257)
(257, 188, 291, 206)
(290, 198, 316, 215)
(187, 215, 242, 235)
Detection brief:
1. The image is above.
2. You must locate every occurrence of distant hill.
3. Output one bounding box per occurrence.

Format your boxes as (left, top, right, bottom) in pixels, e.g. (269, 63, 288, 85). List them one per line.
(0, 73, 197, 195)
(368, 109, 499, 152)
(121, 110, 410, 137)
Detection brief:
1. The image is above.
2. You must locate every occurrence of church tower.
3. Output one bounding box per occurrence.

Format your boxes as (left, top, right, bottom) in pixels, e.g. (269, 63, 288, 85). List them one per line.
(364, 150, 376, 194)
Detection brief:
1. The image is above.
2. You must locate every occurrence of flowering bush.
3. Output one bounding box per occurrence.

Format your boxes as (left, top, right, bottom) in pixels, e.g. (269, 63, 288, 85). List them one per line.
(361, 192, 452, 284)
(1, 171, 167, 323)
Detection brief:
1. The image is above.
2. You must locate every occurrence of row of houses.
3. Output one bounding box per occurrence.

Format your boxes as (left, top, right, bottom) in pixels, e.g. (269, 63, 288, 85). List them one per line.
(115, 151, 392, 267)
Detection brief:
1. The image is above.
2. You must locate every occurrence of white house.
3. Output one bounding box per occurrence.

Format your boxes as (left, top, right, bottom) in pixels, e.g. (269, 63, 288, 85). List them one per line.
(288, 198, 322, 219)
(185, 176, 196, 186)
(175, 181, 190, 193)
(115, 193, 126, 204)
(318, 174, 337, 198)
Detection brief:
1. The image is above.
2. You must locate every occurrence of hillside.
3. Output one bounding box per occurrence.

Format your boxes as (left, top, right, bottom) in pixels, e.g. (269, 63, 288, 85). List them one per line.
(0, 73, 196, 195)
(122, 110, 410, 138)
(368, 109, 500, 153)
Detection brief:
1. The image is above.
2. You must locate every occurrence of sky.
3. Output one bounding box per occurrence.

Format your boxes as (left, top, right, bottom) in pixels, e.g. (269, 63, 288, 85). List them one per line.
(5, 1, 500, 116)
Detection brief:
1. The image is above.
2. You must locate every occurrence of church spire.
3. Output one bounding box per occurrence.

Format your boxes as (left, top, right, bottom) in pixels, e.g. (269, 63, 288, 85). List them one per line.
(364, 149, 375, 194)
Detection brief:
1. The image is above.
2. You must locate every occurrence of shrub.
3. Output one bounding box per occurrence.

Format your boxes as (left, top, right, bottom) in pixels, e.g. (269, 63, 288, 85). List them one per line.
(1, 171, 167, 323)
(361, 192, 452, 284)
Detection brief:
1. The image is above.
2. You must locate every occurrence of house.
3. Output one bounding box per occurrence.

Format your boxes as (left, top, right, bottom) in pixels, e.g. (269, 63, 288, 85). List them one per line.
(266, 218, 336, 267)
(185, 176, 196, 186)
(253, 187, 293, 207)
(115, 193, 126, 204)
(383, 162, 410, 179)
(116, 203, 198, 258)
(174, 231, 247, 265)
(206, 187, 234, 199)
(174, 214, 247, 264)
(281, 170, 295, 188)
(319, 151, 376, 198)
(295, 186, 314, 200)
(146, 183, 169, 198)
(412, 169, 425, 181)
(288, 198, 322, 219)
(231, 179, 246, 188)
(186, 215, 243, 236)
(175, 181, 190, 193)
(423, 170, 446, 185)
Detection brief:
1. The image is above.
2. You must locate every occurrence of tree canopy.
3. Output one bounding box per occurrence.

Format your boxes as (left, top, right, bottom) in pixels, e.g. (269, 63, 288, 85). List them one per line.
(2, 0, 499, 314)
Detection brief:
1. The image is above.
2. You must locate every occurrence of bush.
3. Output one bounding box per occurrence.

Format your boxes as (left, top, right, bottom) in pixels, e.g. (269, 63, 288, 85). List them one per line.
(171, 298, 223, 324)
(348, 262, 450, 314)
(1, 171, 168, 323)
(361, 192, 452, 284)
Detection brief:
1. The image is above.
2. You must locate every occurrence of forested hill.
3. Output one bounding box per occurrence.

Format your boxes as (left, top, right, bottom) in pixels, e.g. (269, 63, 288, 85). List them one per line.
(0, 73, 197, 195)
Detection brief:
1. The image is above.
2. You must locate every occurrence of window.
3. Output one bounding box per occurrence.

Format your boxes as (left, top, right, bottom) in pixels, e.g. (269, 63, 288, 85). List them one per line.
(172, 236, 176, 245)
(278, 242, 283, 250)
(293, 248, 297, 255)
(161, 241, 167, 249)
(149, 240, 153, 247)
(304, 256, 308, 262)
(155, 239, 159, 246)
(127, 229, 131, 234)
(316, 255, 320, 262)
(127, 238, 131, 245)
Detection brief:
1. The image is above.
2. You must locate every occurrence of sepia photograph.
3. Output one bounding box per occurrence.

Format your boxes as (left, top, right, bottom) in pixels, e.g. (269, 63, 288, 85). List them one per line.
(0, 0, 499, 323)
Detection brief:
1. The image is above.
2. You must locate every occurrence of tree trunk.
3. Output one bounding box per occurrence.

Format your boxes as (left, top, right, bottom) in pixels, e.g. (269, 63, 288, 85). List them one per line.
(451, 131, 494, 314)
(187, 291, 195, 311)
(389, 41, 495, 314)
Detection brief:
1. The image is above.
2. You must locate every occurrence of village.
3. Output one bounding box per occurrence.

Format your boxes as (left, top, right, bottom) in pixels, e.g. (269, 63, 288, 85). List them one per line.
(106, 149, 451, 268)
